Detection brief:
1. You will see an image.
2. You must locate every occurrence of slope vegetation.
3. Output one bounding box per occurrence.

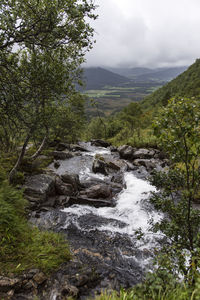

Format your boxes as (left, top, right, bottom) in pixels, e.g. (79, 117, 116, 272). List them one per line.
(142, 59, 200, 109)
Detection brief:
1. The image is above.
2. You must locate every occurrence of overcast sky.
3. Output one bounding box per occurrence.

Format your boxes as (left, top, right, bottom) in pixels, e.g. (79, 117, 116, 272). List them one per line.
(85, 0, 200, 68)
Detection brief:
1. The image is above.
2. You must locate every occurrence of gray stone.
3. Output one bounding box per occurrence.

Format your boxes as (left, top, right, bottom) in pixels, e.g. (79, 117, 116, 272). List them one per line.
(24, 174, 55, 203)
(61, 173, 81, 191)
(91, 139, 111, 148)
(55, 177, 74, 196)
(79, 184, 112, 199)
(118, 145, 135, 160)
(92, 158, 108, 175)
(52, 150, 73, 160)
(132, 148, 155, 159)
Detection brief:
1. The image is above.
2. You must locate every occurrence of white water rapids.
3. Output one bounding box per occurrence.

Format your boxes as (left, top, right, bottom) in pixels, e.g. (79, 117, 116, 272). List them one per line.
(54, 144, 163, 268)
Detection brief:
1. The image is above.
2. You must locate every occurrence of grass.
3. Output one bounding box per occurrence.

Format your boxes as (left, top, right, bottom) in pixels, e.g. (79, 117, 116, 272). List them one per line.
(0, 177, 71, 276)
(94, 286, 196, 300)
(0, 227, 71, 275)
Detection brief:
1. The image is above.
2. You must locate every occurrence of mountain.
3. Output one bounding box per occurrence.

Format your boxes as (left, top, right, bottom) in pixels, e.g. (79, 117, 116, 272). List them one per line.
(141, 59, 200, 109)
(82, 67, 130, 90)
(106, 67, 153, 78)
(137, 66, 188, 82)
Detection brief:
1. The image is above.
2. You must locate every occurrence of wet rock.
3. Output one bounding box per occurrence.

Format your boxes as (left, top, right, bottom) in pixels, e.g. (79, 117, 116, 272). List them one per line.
(52, 150, 73, 160)
(111, 173, 126, 187)
(55, 195, 70, 207)
(70, 144, 89, 152)
(91, 139, 111, 148)
(61, 173, 81, 191)
(133, 158, 166, 172)
(108, 159, 128, 172)
(132, 148, 155, 159)
(68, 196, 114, 208)
(24, 174, 55, 204)
(54, 161, 60, 169)
(118, 145, 135, 160)
(55, 177, 74, 196)
(110, 146, 118, 152)
(126, 161, 137, 171)
(79, 184, 112, 199)
(92, 158, 108, 176)
(56, 142, 70, 151)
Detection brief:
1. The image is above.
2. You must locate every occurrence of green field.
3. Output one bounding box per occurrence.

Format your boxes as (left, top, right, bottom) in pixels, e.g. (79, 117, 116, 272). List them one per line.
(84, 82, 163, 117)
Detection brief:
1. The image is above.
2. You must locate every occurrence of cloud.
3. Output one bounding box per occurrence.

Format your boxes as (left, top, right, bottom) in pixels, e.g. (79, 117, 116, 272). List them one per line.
(85, 0, 200, 68)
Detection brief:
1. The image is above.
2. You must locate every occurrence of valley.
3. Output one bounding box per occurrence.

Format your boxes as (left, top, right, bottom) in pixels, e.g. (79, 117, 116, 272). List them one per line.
(81, 66, 187, 116)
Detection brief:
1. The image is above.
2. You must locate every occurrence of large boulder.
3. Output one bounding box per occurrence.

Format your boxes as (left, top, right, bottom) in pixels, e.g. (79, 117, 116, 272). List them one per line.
(117, 145, 135, 160)
(132, 148, 155, 159)
(24, 174, 55, 204)
(79, 184, 112, 199)
(111, 173, 126, 188)
(61, 173, 81, 191)
(52, 150, 73, 160)
(92, 158, 108, 176)
(55, 177, 75, 196)
(91, 139, 111, 148)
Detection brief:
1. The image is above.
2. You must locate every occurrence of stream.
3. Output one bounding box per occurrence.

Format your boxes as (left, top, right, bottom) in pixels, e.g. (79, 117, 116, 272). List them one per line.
(31, 142, 163, 298)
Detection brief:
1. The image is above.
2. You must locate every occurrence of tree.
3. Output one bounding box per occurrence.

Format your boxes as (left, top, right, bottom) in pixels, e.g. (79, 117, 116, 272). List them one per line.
(0, 0, 96, 180)
(151, 97, 200, 284)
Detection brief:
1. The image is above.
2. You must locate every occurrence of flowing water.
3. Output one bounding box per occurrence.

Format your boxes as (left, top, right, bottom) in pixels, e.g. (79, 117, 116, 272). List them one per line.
(34, 143, 163, 294)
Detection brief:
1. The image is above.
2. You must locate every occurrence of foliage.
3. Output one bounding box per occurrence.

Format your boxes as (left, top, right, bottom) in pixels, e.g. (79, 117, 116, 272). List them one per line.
(149, 97, 200, 285)
(0, 0, 96, 179)
(142, 59, 200, 110)
(0, 179, 71, 275)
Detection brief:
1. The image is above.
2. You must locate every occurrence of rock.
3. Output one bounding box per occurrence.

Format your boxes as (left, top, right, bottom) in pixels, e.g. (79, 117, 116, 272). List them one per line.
(70, 144, 89, 152)
(52, 150, 73, 160)
(111, 173, 126, 187)
(55, 177, 74, 196)
(0, 276, 21, 292)
(110, 146, 118, 152)
(24, 174, 55, 203)
(79, 184, 112, 199)
(68, 196, 114, 208)
(56, 142, 70, 151)
(55, 195, 70, 207)
(54, 161, 60, 169)
(92, 158, 108, 176)
(126, 161, 137, 171)
(133, 158, 158, 171)
(91, 139, 111, 148)
(61, 173, 81, 191)
(118, 145, 135, 160)
(61, 284, 79, 297)
(132, 148, 155, 159)
(107, 159, 128, 172)
(33, 272, 47, 285)
(110, 182, 124, 194)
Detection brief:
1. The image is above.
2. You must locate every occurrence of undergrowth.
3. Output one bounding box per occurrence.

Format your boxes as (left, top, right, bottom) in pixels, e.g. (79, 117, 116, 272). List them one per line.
(0, 175, 71, 275)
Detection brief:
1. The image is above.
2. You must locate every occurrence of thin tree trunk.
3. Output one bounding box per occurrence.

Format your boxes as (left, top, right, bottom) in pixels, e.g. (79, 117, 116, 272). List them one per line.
(9, 133, 31, 183)
(30, 135, 47, 160)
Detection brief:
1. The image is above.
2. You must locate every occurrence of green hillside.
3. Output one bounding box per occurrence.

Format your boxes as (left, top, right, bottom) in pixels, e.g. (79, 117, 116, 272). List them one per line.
(142, 59, 200, 109)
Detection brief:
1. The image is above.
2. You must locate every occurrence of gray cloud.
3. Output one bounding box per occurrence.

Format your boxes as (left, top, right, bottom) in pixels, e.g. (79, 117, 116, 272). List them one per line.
(86, 0, 200, 68)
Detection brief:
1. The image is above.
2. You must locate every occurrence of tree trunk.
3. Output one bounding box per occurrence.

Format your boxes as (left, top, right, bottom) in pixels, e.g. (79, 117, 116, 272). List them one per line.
(9, 133, 31, 183)
(30, 135, 47, 160)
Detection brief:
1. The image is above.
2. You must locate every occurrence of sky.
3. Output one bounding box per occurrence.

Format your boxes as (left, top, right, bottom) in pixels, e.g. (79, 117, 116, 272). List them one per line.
(85, 0, 200, 69)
